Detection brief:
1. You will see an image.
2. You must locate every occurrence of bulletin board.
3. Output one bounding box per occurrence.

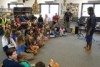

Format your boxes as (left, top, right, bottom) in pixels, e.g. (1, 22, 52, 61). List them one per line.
(66, 3, 79, 17)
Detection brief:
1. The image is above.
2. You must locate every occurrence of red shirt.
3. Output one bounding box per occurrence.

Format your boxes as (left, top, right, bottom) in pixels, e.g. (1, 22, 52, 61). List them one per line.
(53, 15, 59, 22)
(15, 18, 20, 23)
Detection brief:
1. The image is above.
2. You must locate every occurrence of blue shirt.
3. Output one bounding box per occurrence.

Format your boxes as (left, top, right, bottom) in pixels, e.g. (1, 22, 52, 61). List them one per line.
(20, 16, 25, 22)
(16, 43, 26, 54)
(11, 34, 16, 41)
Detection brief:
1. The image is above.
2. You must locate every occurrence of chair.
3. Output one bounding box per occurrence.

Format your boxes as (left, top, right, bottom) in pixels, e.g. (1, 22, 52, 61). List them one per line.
(76, 18, 86, 39)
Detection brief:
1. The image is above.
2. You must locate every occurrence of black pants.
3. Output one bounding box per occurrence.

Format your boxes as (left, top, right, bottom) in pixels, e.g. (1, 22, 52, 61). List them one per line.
(3, 46, 8, 53)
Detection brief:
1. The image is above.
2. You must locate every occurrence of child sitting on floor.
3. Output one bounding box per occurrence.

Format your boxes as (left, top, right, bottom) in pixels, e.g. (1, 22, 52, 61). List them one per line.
(36, 28, 45, 47)
(25, 31, 39, 55)
(59, 25, 65, 36)
(35, 61, 45, 67)
(17, 54, 31, 67)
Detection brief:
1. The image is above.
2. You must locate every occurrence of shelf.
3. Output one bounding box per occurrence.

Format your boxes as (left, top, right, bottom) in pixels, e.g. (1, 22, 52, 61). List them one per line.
(14, 11, 31, 12)
(0, 11, 12, 13)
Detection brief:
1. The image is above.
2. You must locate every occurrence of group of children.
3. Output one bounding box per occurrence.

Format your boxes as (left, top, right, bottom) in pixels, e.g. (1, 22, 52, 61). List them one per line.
(0, 13, 66, 67)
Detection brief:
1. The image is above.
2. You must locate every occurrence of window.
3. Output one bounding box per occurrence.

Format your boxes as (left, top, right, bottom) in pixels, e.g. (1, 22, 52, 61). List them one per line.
(40, 4, 59, 19)
(82, 4, 93, 17)
(50, 5, 59, 15)
(41, 5, 49, 18)
(44, 0, 54, 1)
(16, 5, 23, 7)
(9, 5, 16, 9)
(95, 4, 100, 17)
(8, 3, 23, 9)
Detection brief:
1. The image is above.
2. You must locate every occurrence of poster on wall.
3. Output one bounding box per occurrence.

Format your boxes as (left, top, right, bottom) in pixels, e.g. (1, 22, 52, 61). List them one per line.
(66, 3, 79, 17)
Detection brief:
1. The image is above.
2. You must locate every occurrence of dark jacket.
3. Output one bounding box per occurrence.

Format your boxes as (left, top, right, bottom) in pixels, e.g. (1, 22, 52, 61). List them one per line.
(3, 59, 24, 67)
(64, 12, 72, 22)
(86, 14, 96, 32)
(38, 17, 43, 23)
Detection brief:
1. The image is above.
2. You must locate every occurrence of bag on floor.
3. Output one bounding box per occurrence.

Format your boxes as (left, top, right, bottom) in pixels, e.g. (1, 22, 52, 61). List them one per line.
(66, 28, 72, 33)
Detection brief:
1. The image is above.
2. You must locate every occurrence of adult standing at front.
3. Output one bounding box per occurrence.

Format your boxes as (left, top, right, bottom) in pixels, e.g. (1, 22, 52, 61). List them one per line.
(64, 9, 72, 31)
(84, 7, 96, 52)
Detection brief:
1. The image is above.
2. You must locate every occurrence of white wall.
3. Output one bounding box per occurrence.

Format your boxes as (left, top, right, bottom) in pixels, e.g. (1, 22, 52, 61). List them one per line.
(66, 0, 100, 17)
(0, 0, 100, 17)
(24, 0, 45, 7)
(23, 0, 90, 17)
(0, 0, 17, 8)
(0, 0, 99, 8)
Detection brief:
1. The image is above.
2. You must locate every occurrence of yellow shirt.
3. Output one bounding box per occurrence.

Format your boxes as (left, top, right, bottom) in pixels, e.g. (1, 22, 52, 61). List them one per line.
(2, 18, 7, 25)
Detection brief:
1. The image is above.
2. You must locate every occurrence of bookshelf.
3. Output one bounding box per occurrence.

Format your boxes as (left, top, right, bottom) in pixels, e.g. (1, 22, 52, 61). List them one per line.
(13, 7, 32, 16)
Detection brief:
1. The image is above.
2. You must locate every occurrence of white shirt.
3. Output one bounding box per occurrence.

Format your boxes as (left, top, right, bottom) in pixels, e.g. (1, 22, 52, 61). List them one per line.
(2, 36, 16, 47)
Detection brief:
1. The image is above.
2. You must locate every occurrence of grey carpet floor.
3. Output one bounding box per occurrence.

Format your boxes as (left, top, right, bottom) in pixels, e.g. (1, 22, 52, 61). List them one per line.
(0, 33, 100, 67)
(29, 33, 100, 67)
(0, 20, 100, 67)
